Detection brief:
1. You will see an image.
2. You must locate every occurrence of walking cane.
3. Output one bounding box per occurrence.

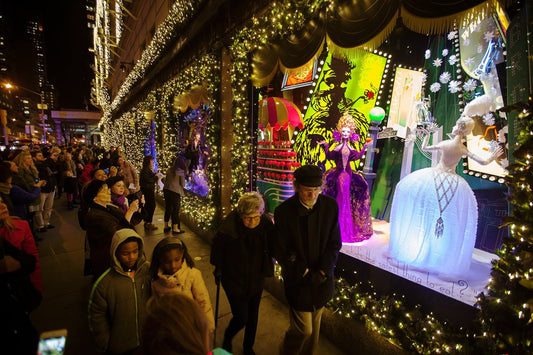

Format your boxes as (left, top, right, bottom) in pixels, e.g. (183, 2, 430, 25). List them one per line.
(214, 278, 221, 347)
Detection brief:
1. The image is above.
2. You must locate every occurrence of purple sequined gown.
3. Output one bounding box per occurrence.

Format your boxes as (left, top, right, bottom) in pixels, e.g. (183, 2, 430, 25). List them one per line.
(323, 143, 373, 243)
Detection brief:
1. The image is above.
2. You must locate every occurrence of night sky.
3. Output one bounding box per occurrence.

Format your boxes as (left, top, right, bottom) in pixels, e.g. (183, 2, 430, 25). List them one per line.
(4, 0, 94, 110)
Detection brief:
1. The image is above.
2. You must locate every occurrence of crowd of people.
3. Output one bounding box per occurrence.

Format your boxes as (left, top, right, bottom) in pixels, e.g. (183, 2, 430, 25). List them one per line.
(0, 141, 341, 355)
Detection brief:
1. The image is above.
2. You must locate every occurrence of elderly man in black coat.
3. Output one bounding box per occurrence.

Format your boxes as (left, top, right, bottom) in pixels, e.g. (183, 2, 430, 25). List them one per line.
(274, 164, 341, 355)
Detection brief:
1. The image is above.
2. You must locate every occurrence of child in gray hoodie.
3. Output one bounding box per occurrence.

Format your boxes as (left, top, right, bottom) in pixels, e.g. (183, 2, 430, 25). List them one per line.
(88, 228, 151, 354)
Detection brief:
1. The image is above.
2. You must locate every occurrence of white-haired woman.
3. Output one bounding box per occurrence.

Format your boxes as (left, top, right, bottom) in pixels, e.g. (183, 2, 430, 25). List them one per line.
(389, 97, 503, 277)
(210, 191, 275, 355)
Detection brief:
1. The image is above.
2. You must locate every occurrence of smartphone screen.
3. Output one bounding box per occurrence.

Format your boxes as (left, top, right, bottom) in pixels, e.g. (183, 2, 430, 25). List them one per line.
(38, 329, 67, 355)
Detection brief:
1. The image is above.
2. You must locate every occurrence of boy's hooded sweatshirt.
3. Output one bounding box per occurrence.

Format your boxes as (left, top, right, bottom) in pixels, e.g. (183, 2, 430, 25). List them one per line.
(88, 229, 151, 354)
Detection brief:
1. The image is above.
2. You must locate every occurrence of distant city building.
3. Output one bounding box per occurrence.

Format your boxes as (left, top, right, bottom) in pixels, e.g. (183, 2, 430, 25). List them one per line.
(51, 109, 102, 145)
(27, 20, 55, 109)
(0, 2, 56, 142)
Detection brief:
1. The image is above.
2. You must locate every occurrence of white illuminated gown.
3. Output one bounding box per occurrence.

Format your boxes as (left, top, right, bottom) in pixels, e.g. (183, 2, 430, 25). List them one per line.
(389, 138, 478, 277)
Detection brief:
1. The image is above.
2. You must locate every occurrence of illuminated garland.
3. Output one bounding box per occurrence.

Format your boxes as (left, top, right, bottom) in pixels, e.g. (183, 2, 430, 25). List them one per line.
(228, 0, 328, 205)
(327, 278, 476, 353)
(476, 100, 533, 353)
(92, 0, 205, 112)
(108, 0, 204, 112)
(101, 54, 220, 229)
(157, 54, 221, 230)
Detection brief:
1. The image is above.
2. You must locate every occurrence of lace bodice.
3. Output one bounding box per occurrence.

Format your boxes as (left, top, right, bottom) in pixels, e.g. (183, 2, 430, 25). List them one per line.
(435, 138, 468, 173)
(341, 143, 351, 169)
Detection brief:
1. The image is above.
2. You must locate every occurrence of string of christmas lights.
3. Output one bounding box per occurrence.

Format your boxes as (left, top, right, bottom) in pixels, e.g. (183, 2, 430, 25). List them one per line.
(228, 0, 328, 205)
(476, 99, 533, 353)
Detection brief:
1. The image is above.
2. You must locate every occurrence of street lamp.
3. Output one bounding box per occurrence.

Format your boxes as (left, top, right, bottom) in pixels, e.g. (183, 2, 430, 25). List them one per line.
(363, 106, 387, 193)
(3, 82, 47, 144)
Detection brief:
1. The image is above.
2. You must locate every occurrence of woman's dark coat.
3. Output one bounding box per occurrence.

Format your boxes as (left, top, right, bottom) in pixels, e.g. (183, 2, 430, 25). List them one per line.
(210, 210, 274, 297)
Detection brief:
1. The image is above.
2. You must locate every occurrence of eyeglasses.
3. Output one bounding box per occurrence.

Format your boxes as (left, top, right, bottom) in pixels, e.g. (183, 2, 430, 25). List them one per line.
(241, 214, 261, 223)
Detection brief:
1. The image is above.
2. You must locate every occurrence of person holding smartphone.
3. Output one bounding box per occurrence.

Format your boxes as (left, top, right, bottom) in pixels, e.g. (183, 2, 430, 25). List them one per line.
(83, 180, 141, 277)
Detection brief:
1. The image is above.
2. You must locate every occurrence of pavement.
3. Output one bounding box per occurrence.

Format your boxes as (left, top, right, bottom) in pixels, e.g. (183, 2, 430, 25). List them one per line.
(30, 195, 345, 355)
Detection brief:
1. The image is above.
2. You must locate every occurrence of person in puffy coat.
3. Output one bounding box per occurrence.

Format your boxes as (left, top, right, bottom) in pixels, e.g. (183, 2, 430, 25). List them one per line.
(88, 228, 151, 354)
(150, 237, 214, 333)
(0, 196, 42, 294)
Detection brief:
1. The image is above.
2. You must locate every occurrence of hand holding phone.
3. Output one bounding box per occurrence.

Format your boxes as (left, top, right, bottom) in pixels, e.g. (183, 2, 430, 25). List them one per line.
(38, 329, 67, 355)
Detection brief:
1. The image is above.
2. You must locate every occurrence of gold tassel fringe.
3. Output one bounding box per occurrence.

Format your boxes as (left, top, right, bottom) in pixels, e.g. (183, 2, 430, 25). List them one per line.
(401, 1, 496, 35)
(326, 11, 398, 62)
(251, 60, 279, 88)
(279, 37, 325, 73)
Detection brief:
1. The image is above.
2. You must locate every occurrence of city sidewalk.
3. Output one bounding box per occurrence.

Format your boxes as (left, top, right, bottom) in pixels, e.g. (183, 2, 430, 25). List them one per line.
(30, 196, 345, 355)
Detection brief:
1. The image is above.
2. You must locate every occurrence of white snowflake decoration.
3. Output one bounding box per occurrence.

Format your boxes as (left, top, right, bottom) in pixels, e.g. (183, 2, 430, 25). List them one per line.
(463, 38, 470, 46)
(464, 57, 475, 67)
(439, 72, 451, 84)
(477, 44, 483, 54)
(425, 49, 431, 59)
(488, 140, 500, 153)
(442, 49, 449, 57)
(430, 82, 441, 93)
(479, 72, 497, 82)
(463, 79, 477, 92)
(484, 31, 495, 43)
(433, 58, 443, 67)
(448, 55, 458, 66)
(448, 80, 460, 93)
(447, 31, 457, 40)
(482, 112, 495, 126)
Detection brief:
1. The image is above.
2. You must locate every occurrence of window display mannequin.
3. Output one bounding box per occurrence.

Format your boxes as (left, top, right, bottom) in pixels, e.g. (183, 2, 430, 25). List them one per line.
(319, 112, 373, 243)
(186, 133, 204, 173)
(389, 95, 503, 277)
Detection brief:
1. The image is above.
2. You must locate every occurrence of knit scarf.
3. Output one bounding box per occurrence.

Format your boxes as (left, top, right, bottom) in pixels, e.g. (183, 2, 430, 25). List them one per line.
(111, 193, 127, 213)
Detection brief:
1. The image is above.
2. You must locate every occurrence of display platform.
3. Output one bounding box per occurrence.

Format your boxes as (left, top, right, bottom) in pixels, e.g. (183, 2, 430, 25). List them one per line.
(340, 219, 498, 307)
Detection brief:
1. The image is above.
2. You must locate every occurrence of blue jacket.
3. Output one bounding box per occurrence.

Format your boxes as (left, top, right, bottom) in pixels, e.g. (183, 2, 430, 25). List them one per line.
(10, 184, 40, 219)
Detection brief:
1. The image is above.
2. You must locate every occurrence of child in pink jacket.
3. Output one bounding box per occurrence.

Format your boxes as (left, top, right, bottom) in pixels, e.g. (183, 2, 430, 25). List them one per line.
(150, 237, 215, 332)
